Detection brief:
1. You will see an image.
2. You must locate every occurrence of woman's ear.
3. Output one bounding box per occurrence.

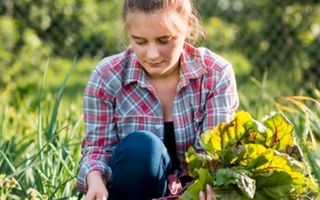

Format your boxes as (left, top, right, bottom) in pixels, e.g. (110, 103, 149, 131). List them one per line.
(186, 15, 194, 38)
(188, 15, 194, 28)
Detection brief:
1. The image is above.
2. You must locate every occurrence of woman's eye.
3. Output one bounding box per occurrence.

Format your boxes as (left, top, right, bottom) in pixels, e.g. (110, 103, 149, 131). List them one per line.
(158, 39, 169, 44)
(135, 40, 147, 45)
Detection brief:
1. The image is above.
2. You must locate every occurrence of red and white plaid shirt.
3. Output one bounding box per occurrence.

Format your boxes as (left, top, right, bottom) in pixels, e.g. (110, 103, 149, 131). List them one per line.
(77, 43, 239, 192)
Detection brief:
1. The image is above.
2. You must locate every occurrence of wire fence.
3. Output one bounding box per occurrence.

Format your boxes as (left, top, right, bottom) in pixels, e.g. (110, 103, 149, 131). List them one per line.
(0, 0, 319, 94)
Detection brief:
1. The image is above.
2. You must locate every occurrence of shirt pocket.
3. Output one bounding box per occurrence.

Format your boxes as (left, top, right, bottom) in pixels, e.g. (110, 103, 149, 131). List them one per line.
(114, 115, 163, 139)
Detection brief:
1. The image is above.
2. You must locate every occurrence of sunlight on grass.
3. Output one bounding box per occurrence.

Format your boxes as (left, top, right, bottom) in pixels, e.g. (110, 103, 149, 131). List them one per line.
(276, 95, 320, 196)
(0, 60, 84, 199)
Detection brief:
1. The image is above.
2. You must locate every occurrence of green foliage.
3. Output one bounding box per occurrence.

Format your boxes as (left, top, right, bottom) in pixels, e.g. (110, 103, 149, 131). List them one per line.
(0, 61, 83, 199)
(180, 111, 318, 200)
(1, 0, 319, 97)
(2, 0, 122, 57)
(0, 1, 320, 199)
(197, 0, 320, 94)
(276, 96, 320, 187)
(0, 0, 122, 92)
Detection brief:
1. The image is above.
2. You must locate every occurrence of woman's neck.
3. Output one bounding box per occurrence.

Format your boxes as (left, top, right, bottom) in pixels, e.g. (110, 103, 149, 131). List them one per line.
(148, 62, 180, 82)
(148, 63, 180, 122)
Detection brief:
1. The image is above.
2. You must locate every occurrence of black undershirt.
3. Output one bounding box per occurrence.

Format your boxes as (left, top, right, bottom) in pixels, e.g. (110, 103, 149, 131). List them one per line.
(163, 121, 180, 172)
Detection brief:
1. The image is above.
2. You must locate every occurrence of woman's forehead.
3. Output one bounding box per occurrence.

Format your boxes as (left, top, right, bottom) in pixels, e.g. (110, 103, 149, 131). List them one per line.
(126, 10, 187, 34)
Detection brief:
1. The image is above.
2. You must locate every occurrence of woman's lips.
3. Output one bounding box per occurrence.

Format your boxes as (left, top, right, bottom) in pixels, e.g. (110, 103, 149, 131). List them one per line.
(148, 61, 163, 67)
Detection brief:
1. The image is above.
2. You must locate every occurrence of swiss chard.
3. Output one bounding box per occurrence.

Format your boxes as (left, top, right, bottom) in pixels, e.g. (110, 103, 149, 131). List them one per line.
(179, 111, 318, 200)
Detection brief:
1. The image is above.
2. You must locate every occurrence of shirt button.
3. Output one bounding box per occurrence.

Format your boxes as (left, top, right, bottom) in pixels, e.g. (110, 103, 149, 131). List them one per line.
(155, 124, 161, 129)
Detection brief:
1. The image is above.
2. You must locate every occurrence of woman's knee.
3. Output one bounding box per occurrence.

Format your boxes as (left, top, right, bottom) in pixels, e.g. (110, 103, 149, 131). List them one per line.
(114, 131, 166, 159)
(109, 131, 171, 199)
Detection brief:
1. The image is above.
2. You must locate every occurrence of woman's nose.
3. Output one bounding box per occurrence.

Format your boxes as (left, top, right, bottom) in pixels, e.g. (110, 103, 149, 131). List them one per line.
(146, 44, 160, 60)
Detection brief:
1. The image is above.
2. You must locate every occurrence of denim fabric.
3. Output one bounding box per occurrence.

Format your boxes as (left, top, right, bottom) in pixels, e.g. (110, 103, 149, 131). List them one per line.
(108, 131, 172, 200)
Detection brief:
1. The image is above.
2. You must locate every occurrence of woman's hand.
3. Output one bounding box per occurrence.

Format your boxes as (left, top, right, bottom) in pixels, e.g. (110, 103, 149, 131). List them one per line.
(83, 171, 109, 200)
(199, 184, 216, 200)
(168, 174, 182, 195)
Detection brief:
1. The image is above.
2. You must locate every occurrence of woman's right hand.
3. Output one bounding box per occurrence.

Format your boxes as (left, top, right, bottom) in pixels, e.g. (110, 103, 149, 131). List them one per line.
(199, 184, 217, 200)
(83, 171, 109, 200)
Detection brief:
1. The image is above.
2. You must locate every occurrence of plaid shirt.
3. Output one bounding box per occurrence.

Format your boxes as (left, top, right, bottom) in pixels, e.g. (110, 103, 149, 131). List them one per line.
(77, 43, 239, 192)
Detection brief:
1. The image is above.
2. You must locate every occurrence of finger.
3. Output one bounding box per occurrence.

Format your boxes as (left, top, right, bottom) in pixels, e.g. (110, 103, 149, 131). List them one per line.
(206, 184, 212, 200)
(83, 193, 95, 200)
(199, 191, 205, 200)
(206, 184, 216, 200)
(96, 195, 107, 200)
(99, 196, 107, 200)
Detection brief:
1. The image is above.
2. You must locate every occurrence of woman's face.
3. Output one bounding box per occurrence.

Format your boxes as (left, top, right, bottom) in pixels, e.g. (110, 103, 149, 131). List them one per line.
(127, 11, 189, 79)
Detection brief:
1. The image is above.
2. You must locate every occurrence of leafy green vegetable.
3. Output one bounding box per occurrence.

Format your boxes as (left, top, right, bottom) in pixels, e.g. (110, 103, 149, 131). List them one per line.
(179, 111, 318, 200)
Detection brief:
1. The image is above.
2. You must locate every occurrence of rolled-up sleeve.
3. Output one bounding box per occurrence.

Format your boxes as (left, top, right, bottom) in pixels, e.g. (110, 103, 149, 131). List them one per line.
(202, 55, 239, 133)
(208, 62, 239, 125)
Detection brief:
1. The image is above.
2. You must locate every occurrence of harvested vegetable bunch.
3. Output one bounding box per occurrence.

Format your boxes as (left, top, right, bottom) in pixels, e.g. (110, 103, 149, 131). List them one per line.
(179, 111, 318, 200)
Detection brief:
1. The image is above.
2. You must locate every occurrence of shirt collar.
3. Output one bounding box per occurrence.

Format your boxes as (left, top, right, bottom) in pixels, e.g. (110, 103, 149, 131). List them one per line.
(179, 43, 207, 88)
(123, 48, 148, 87)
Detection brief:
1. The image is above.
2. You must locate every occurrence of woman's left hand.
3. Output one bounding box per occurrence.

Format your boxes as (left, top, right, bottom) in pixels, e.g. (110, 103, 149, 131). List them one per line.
(199, 184, 217, 200)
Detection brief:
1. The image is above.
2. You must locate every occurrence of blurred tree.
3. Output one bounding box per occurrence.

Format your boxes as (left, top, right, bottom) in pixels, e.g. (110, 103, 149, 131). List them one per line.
(0, 0, 319, 96)
(0, 0, 122, 91)
(195, 0, 319, 95)
(0, 0, 122, 59)
(302, 36, 320, 94)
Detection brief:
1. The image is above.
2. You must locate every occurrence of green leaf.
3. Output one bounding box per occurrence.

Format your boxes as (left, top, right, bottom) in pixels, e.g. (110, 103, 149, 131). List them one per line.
(237, 144, 308, 198)
(215, 168, 256, 199)
(246, 146, 307, 198)
(186, 147, 223, 177)
(240, 144, 270, 169)
(212, 189, 244, 200)
(254, 171, 293, 199)
(244, 119, 274, 148)
(200, 123, 226, 159)
(185, 147, 207, 177)
(220, 141, 245, 166)
(232, 111, 253, 140)
(178, 168, 213, 200)
(263, 113, 294, 151)
(200, 111, 254, 159)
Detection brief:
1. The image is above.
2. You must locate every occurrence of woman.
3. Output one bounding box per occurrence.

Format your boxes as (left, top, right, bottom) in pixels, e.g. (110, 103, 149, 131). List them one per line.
(77, 0, 239, 199)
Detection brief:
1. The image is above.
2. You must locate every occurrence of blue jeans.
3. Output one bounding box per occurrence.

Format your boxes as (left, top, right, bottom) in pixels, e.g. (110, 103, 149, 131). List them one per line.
(108, 131, 172, 200)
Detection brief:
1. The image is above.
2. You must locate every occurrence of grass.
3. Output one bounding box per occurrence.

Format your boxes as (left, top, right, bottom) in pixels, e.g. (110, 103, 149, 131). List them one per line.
(0, 58, 319, 199)
(276, 96, 320, 187)
(0, 59, 84, 199)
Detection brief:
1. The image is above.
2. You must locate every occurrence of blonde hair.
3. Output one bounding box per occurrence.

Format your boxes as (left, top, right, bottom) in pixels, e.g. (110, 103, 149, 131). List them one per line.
(122, 0, 205, 44)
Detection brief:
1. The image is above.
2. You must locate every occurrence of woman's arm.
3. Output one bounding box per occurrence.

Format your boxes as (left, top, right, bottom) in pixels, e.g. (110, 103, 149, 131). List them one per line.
(203, 61, 239, 132)
(77, 69, 118, 192)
